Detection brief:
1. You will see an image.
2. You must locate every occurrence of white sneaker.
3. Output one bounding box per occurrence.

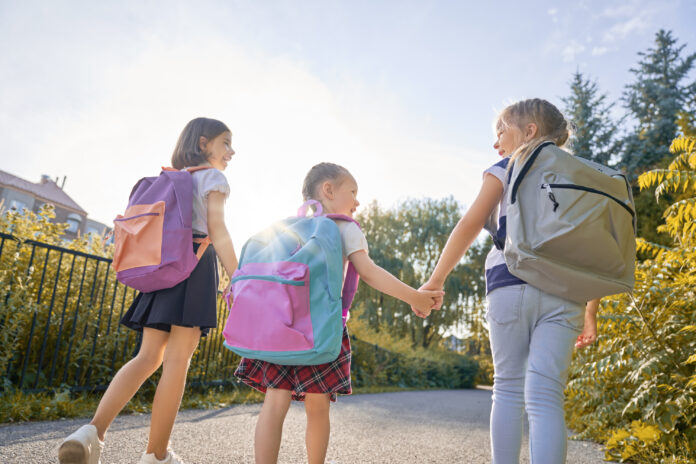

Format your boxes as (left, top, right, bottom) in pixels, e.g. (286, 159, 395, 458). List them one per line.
(138, 449, 186, 464)
(58, 424, 104, 464)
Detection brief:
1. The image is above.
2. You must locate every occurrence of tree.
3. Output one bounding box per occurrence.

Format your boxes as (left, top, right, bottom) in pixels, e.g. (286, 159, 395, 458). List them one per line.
(563, 71, 621, 166)
(618, 30, 696, 245)
(676, 92, 696, 138)
(620, 30, 696, 175)
(353, 198, 488, 348)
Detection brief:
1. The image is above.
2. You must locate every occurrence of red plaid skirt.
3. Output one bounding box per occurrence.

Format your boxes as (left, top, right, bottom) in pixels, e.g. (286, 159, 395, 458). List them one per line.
(234, 328, 352, 402)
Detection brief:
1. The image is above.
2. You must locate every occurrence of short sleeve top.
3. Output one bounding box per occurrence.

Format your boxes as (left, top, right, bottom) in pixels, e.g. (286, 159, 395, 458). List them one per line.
(335, 220, 369, 259)
(483, 157, 525, 294)
(187, 167, 230, 235)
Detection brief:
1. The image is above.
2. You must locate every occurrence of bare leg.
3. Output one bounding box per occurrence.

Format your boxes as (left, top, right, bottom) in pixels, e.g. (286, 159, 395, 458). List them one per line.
(304, 393, 331, 464)
(90, 328, 169, 440)
(146, 325, 201, 459)
(254, 388, 292, 464)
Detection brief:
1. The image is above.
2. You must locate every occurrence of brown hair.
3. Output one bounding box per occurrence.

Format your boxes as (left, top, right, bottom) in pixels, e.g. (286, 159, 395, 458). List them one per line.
(497, 99, 571, 166)
(302, 162, 353, 207)
(171, 117, 230, 169)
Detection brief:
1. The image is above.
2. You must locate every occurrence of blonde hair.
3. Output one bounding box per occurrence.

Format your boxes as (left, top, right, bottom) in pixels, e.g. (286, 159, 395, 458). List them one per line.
(497, 99, 571, 166)
(301, 162, 353, 211)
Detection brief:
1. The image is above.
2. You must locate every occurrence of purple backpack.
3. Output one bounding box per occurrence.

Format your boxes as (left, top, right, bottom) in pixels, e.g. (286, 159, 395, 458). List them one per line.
(112, 166, 212, 293)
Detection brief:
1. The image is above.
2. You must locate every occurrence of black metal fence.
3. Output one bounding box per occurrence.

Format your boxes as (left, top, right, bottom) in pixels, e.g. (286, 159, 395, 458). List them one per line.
(0, 231, 477, 396)
(0, 232, 239, 393)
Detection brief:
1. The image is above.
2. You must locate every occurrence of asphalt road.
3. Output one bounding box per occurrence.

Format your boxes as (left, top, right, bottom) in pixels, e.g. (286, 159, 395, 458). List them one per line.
(0, 389, 606, 463)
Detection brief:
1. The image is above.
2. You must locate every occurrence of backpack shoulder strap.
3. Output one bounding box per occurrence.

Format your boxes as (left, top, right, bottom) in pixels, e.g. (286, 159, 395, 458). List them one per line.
(185, 165, 215, 174)
(161, 165, 214, 174)
(509, 140, 554, 205)
(324, 214, 362, 318)
(296, 201, 363, 317)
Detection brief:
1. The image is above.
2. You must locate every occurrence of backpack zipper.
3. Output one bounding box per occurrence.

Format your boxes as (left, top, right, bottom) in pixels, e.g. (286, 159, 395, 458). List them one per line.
(230, 275, 306, 286)
(540, 183, 635, 218)
(114, 212, 160, 221)
(542, 184, 559, 212)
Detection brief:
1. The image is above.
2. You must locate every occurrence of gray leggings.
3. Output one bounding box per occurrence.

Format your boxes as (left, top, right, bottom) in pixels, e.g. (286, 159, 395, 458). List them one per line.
(485, 284, 584, 464)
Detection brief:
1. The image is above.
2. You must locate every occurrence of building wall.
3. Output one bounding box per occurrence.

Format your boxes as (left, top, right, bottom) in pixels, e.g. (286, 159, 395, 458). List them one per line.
(0, 186, 86, 239)
(51, 206, 86, 238)
(85, 218, 111, 236)
(0, 187, 36, 213)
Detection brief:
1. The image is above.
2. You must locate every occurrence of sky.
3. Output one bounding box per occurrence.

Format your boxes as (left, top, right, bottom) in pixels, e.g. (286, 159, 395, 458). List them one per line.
(1, 0, 695, 249)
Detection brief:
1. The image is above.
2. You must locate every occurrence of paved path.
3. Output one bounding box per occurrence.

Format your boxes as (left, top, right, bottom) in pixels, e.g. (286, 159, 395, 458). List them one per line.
(0, 389, 605, 463)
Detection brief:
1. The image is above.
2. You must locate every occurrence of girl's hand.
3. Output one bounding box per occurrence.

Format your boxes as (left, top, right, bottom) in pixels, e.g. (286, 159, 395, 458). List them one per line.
(418, 281, 445, 309)
(575, 325, 597, 349)
(576, 299, 599, 349)
(411, 289, 444, 318)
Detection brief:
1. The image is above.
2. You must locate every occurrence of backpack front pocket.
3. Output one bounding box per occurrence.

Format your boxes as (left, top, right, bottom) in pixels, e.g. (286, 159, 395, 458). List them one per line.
(533, 182, 634, 276)
(223, 261, 313, 351)
(112, 201, 165, 272)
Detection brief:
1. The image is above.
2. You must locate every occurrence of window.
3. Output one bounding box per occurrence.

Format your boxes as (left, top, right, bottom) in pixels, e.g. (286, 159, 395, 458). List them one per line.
(9, 199, 28, 213)
(66, 214, 82, 233)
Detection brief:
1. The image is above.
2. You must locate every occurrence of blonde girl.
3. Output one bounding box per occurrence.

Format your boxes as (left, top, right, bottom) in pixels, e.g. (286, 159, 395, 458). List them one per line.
(420, 99, 598, 463)
(235, 162, 443, 464)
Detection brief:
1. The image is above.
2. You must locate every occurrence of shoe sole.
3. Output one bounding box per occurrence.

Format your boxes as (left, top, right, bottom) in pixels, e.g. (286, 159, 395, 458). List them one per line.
(58, 440, 88, 464)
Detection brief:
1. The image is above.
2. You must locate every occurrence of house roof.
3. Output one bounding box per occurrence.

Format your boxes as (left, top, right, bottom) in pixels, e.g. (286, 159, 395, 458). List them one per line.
(0, 170, 87, 215)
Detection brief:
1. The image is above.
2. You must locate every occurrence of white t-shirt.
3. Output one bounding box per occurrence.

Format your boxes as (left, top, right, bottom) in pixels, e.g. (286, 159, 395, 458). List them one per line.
(187, 167, 230, 235)
(335, 220, 368, 324)
(335, 220, 369, 259)
(483, 157, 525, 293)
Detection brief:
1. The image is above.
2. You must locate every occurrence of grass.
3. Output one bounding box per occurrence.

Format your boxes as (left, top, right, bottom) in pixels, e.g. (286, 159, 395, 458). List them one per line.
(0, 383, 469, 424)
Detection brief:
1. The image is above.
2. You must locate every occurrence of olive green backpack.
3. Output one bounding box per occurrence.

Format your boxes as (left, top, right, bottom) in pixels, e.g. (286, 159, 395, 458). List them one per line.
(503, 141, 636, 303)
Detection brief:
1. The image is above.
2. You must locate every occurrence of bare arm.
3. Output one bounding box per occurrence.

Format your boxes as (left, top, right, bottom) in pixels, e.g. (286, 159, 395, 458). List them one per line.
(427, 174, 504, 289)
(207, 191, 238, 277)
(348, 250, 442, 312)
(575, 298, 599, 349)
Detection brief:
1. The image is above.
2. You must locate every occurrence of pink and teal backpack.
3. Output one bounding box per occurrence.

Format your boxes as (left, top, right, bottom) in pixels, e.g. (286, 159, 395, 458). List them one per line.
(112, 166, 212, 293)
(222, 201, 360, 365)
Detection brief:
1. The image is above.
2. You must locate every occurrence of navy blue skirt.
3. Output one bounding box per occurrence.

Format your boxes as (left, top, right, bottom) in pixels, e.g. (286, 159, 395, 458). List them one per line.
(120, 240, 219, 336)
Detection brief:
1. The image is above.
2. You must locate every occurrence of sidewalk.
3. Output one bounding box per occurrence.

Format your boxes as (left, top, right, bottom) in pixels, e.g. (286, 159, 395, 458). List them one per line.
(0, 389, 605, 463)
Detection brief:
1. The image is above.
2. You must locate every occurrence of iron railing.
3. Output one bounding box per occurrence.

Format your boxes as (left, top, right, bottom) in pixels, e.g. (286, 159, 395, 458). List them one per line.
(0, 232, 239, 393)
(0, 232, 474, 394)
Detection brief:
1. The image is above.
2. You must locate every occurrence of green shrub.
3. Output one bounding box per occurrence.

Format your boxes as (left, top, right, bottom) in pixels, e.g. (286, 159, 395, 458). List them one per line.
(565, 136, 696, 462)
(348, 307, 478, 389)
(0, 204, 239, 395)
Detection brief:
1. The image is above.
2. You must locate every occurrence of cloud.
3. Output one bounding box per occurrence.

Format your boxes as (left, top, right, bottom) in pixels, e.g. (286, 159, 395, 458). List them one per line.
(603, 16, 649, 42)
(547, 8, 559, 23)
(598, 0, 665, 43)
(601, 4, 640, 18)
(3, 35, 486, 248)
(561, 41, 586, 62)
(591, 46, 610, 56)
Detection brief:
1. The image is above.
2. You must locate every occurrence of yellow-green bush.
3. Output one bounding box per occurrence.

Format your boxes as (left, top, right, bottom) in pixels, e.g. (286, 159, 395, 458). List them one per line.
(348, 308, 478, 389)
(0, 205, 478, 422)
(565, 136, 696, 462)
(0, 204, 240, 396)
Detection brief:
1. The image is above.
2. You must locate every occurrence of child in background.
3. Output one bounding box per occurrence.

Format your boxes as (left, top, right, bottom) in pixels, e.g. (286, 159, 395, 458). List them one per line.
(59, 117, 238, 464)
(234, 162, 443, 464)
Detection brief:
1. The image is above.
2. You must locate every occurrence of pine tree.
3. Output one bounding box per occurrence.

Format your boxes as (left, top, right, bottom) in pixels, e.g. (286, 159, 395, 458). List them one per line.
(620, 29, 696, 176)
(563, 71, 620, 166)
(619, 30, 696, 245)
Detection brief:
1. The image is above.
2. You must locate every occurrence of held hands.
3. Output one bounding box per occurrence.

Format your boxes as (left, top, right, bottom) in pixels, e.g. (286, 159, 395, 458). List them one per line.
(411, 280, 445, 319)
(411, 288, 444, 319)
